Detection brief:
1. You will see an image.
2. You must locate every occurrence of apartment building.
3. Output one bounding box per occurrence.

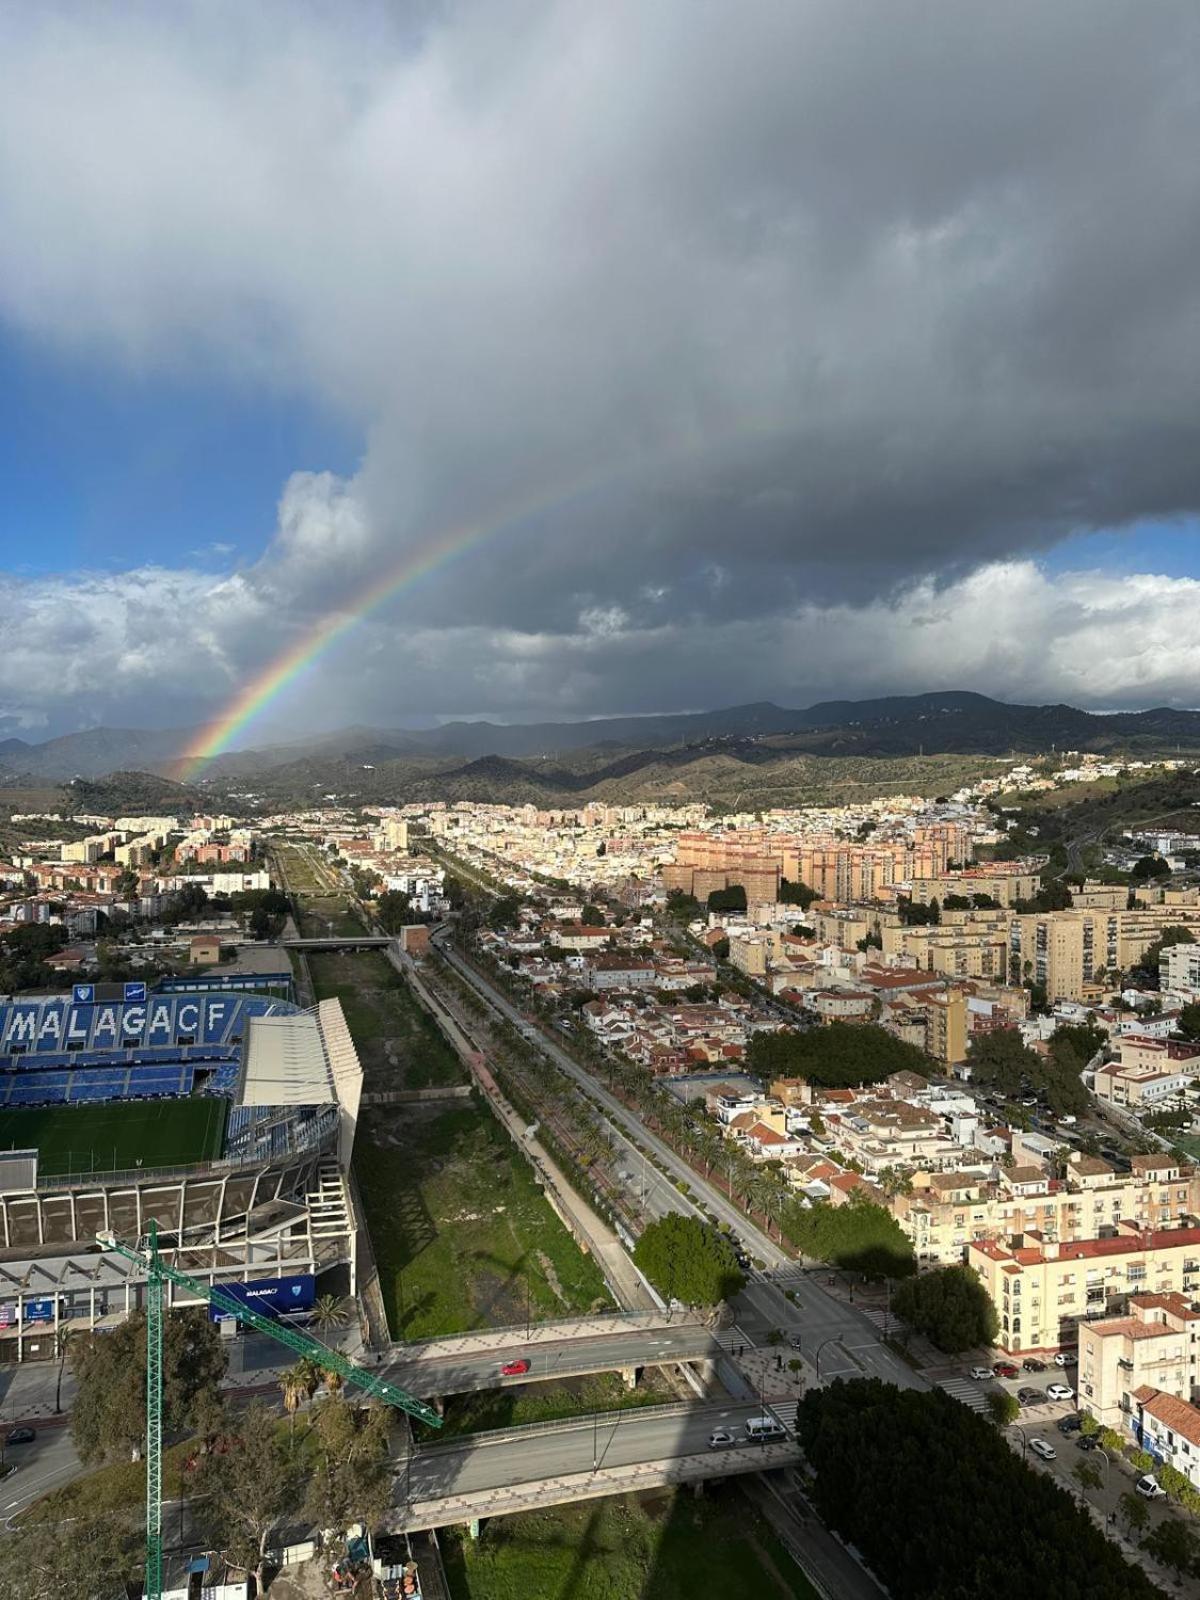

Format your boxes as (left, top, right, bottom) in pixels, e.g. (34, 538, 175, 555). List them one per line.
(1163, 941, 1200, 998)
(970, 1221, 1200, 1356)
(926, 989, 968, 1065)
(1132, 1389, 1200, 1488)
(1093, 1039, 1200, 1108)
(909, 864, 1040, 907)
(897, 1154, 1200, 1268)
(1077, 1293, 1200, 1433)
(881, 917, 1009, 981)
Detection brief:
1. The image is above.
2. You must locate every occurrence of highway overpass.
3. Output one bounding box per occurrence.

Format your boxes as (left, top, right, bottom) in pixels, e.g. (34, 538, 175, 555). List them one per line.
(386, 1399, 800, 1533)
(381, 1315, 734, 1400)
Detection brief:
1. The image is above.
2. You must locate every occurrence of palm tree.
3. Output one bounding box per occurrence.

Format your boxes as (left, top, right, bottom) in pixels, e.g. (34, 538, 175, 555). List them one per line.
(311, 1294, 349, 1336)
(323, 1367, 345, 1399)
(280, 1365, 309, 1436)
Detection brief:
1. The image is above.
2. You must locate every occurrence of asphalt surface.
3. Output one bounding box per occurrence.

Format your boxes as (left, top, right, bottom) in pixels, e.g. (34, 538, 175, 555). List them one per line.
(400, 1399, 795, 1503)
(1, 1425, 82, 1525)
(381, 1325, 721, 1398)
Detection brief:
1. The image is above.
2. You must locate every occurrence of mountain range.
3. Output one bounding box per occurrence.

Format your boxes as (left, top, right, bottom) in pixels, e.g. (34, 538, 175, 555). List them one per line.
(1, 692, 1199, 804)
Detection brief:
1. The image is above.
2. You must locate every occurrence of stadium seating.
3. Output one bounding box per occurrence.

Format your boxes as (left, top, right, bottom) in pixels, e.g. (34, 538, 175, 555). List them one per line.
(0, 990, 301, 1109)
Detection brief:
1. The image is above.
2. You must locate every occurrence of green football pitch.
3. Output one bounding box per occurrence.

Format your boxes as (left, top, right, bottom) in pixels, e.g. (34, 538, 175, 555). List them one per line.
(0, 1096, 228, 1177)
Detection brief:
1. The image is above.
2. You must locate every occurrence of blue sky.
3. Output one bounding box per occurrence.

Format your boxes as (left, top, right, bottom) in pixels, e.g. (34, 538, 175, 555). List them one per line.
(0, 327, 357, 575)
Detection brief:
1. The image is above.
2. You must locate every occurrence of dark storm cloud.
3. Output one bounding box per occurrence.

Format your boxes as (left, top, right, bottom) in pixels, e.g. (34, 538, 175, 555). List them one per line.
(0, 0, 1199, 730)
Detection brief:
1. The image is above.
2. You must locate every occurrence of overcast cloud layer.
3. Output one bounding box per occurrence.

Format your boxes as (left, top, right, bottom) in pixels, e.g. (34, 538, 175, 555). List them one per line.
(1, 1, 1199, 738)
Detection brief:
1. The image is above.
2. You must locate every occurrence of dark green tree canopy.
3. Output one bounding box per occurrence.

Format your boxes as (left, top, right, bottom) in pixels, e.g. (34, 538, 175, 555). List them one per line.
(748, 1022, 933, 1090)
(796, 1380, 1165, 1600)
(69, 1307, 226, 1465)
(632, 1214, 745, 1305)
(892, 1264, 999, 1352)
(780, 1196, 914, 1279)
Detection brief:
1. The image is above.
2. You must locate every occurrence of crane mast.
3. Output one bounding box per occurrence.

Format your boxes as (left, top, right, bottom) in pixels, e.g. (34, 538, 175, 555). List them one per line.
(97, 1223, 440, 1600)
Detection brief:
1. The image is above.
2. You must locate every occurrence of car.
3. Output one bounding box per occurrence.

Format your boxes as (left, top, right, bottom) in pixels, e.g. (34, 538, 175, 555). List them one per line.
(1057, 1414, 1084, 1435)
(1053, 1351, 1077, 1367)
(1029, 1438, 1057, 1461)
(1017, 1387, 1046, 1406)
(969, 1366, 994, 1382)
(4, 1427, 34, 1446)
(1076, 1433, 1099, 1451)
(708, 1429, 739, 1449)
(1136, 1474, 1167, 1499)
(994, 1362, 1019, 1379)
(790, 1335, 804, 1351)
(1022, 1358, 1047, 1372)
(1046, 1382, 1074, 1403)
(500, 1358, 531, 1376)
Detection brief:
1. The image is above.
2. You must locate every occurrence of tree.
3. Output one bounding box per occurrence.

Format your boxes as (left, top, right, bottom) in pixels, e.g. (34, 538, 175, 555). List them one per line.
(441, 873, 466, 909)
(1178, 1002, 1200, 1042)
(966, 1027, 1040, 1096)
(779, 878, 819, 909)
(70, 1308, 226, 1465)
(795, 1380, 1163, 1600)
(280, 1363, 311, 1436)
(487, 894, 522, 930)
(749, 1022, 932, 1091)
(1119, 1491, 1149, 1538)
(1073, 1460, 1102, 1493)
(191, 1402, 305, 1589)
(580, 903, 605, 926)
(1132, 925, 1196, 990)
(986, 1389, 1019, 1426)
(891, 1264, 998, 1352)
(707, 884, 747, 914)
(303, 1398, 393, 1536)
(711, 936, 730, 960)
(633, 1214, 745, 1305)
(0, 1513, 133, 1599)
(312, 1293, 350, 1335)
(1141, 1518, 1198, 1577)
(1131, 854, 1172, 882)
(114, 867, 140, 898)
(374, 888, 413, 933)
(780, 1195, 915, 1279)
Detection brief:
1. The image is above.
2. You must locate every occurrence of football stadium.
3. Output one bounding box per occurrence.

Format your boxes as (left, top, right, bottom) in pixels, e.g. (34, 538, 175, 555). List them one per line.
(0, 980, 362, 1359)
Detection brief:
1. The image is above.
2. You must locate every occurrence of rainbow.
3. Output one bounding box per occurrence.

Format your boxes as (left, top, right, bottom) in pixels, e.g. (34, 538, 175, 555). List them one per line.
(177, 480, 587, 781)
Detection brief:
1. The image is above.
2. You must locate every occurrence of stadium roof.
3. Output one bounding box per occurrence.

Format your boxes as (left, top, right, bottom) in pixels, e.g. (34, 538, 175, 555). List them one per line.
(241, 1014, 335, 1106)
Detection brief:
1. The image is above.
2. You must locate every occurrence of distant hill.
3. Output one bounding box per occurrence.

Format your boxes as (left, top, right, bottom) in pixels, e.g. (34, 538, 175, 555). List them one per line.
(4, 692, 1200, 793)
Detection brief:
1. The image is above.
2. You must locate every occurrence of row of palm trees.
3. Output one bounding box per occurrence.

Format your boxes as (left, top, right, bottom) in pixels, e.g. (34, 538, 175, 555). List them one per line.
(277, 1294, 350, 1432)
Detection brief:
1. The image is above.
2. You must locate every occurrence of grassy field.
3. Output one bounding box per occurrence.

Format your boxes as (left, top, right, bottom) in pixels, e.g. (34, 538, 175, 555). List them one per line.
(0, 1096, 227, 1176)
(355, 1098, 611, 1339)
(416, 1370, 678, 1443)
(309, 950, 466, 1091)
(441, 1485, 820, 1600)
(20, 1440, 193, 1523)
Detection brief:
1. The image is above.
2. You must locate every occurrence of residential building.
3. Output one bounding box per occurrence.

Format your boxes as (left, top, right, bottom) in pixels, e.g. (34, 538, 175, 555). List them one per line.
(1077, 1292, 1200, 1433)
(970, 1223, 1200, 1356)
(1131, 1390, 1200, 1487)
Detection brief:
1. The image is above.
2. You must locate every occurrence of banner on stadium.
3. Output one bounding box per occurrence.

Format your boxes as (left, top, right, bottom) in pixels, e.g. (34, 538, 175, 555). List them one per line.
(208, 1274, 316, 1322)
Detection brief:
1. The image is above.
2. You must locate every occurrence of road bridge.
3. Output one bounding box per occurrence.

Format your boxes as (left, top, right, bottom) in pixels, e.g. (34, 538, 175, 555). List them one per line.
(282, 935, 395, 950)
(382, 1317, 733, 1400)
(386, 1399, 800, 1533)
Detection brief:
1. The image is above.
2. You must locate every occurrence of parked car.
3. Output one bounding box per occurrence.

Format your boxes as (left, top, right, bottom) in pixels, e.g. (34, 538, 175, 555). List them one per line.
(4, 1427, 34, 1446)
(708, 1429, 739, 1449)
(1022, 1358, 1047, 1372)
(1057, 1414, 1084, 1435)
(1018, 1387, 1046, 1406)
(969, 1366, 993, 1382)
(994, 1362, 1020, 1379)
(1076, 1433, 1099, 1451)
(790, 1335, 804, 1351)
(1030, 1438, 1057, 1461)
(1046, 1382, 1074, 1403)
(1136, 1474, 1167, 1499)
(1053, 1351, 1076, 1367)
(500, 1358, 531, 1376)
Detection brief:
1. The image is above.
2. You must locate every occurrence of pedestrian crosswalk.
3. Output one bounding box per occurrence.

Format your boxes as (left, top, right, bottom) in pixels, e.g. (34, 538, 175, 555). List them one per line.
(937, 1375, 990, 1414)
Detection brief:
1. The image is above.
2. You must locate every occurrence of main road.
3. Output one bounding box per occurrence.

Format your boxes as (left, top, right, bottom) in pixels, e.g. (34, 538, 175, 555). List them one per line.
(435, 936, 922, 1391)
(401, 1399, 794, 1504)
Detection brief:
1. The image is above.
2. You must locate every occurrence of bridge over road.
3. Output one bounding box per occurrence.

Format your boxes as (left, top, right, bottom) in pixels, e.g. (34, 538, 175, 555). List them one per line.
(381, 1315, 730, 1399)
(385, 1399, 800, 1533)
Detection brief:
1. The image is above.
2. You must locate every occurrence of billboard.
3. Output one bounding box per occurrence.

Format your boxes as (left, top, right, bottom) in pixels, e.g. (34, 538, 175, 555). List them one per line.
(208, 1274, 316, 1323)
(22, 1298, 55, 1323)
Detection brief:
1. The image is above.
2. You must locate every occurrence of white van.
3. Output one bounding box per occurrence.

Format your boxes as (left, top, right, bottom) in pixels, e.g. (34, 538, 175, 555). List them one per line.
(745, 1415, 787, 1441)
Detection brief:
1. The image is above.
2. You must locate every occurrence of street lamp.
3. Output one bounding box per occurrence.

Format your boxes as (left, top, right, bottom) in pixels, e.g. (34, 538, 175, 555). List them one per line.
(814, 1338, 839, 1381)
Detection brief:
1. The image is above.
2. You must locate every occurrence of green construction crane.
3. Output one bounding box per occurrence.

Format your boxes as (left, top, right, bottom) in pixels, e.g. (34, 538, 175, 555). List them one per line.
(97, 1222, 441, 1600)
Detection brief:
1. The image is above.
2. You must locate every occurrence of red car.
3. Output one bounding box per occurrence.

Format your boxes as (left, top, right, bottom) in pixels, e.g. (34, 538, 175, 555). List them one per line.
(993, 1361, 1019, 1380)
(501, 1358, 530, 1376)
